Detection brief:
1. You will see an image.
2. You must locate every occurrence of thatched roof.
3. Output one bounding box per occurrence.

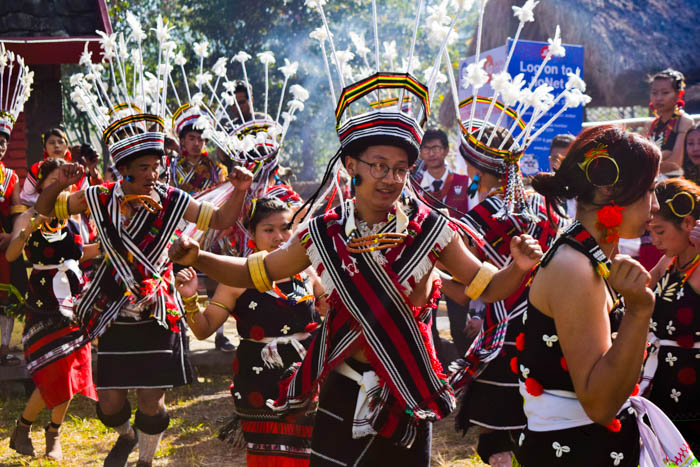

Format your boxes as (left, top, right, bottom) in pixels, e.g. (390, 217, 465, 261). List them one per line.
(468, 0, 699, 108)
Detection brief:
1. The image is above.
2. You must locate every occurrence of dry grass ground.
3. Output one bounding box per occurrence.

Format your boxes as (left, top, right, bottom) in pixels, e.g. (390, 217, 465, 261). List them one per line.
(1, 317, 486, 466)
(1, 374, 485, 466)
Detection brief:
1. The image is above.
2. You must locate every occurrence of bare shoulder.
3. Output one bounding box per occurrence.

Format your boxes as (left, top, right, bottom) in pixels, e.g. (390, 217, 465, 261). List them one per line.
(530, 244, 603, 314)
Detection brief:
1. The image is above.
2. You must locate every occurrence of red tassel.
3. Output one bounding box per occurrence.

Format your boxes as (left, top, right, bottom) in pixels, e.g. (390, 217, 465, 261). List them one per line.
(247, 239, 257, 251)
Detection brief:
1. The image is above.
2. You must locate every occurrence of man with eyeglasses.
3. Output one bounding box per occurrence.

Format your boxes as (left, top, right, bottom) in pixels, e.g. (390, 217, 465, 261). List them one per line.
(168, 71, 544, 465)
(415, 129, 475, 219)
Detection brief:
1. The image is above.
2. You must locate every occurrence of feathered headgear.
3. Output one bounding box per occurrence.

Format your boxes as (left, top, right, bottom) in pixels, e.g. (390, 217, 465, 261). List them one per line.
(173, 41, 308, 257)
(0, 43, 33, 140)
(295, 0, 469, 223)
(453, 0, 590, 219)
(168, 43, 308, 191)
(70, 14, 175, 166)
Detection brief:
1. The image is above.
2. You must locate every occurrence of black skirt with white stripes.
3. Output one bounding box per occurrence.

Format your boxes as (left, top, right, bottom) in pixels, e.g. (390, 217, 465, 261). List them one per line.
(96, 317, 193, 389)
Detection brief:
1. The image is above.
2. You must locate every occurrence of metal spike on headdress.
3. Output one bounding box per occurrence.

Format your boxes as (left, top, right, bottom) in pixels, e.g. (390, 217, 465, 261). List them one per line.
(450, 0, 591, 219)
(0, 43, 33, 140)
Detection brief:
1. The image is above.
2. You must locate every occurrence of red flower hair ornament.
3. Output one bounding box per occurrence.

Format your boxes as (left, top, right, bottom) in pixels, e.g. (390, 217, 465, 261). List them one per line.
(596, 203, 625, 244)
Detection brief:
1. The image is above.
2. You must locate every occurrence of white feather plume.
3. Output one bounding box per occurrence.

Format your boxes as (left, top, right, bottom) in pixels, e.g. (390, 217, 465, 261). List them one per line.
(512, 0, 539, 24)
(546, 25, 566, 58)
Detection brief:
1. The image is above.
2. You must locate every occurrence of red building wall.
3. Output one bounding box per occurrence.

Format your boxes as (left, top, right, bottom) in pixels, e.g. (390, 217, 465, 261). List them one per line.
(4, 112, 28, 185)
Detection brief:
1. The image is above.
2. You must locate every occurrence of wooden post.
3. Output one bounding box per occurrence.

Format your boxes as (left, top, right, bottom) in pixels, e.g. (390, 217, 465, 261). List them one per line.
(24, 64, 63, 167)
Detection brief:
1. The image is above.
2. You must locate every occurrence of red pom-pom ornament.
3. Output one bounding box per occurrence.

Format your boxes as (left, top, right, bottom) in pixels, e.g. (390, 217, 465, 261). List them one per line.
(524, 377, 543, 396)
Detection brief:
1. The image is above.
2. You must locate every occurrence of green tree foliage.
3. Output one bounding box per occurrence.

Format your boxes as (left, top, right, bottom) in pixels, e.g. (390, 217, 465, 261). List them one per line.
(64, 0, 475, 179)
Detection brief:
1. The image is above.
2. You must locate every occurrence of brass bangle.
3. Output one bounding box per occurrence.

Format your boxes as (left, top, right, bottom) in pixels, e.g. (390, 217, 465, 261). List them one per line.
(10, 205, 27, 215)
(465, 262, 498, 300)
(196, 201, 215, 231)
(247, 251, 272, 292)
(208, 300, 231, 313)
(55, 192, 70, 220)
(181, 293, 199, 304)
(184, 302, 202, 315)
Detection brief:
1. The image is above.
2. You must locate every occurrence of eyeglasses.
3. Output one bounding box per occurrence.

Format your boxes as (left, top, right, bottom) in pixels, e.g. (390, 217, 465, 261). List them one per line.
(354, 158, 409, 182)
(664, 191, 695, 218)
(421, 144, 445, 154)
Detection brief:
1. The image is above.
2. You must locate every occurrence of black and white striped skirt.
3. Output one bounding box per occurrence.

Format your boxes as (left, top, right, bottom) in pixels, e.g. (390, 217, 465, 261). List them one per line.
(96, 317, 193, 389)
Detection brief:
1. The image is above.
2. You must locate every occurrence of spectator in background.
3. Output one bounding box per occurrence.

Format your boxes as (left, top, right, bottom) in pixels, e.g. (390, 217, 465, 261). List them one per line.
(71, 143, 104, 186)
(548, 134, 575, 171)
(415, 129, 477, 359)
(648, 68, 694, 179)
(549, 134, 577, 219)
(20, 128, 87, 206)
(415, 129, 474, 218)
(683, 123, 700, 185)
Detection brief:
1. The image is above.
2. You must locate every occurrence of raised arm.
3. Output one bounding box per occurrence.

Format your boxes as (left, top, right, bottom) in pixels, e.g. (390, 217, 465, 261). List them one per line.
(35, 163, 87, 218)
(5, 209, 47, 261)
(439, 233, 542, 303)
(182, 166, 253, 230)
(532, 249, 654, 425)
(169, 233, 311, 289)
(175, 267, 243, 340)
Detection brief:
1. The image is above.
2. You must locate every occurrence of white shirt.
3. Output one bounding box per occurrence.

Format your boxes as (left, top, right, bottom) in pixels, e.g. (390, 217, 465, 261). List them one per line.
(420, 165, 450, 192)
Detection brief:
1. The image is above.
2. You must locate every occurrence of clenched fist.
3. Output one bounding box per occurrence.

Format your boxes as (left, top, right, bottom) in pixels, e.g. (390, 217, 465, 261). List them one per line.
(57, 163, 85, 188)
(608, 254, 655, 311)
(509, 234, 543, 271)
(169, 235, 201, 266)
(228, 166, 254, 192)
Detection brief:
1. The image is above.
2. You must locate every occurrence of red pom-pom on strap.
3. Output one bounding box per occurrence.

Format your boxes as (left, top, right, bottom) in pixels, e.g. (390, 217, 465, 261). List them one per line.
(524, 377, 543, 396)
(515, 333, 525, 351)
(510, 357, 518, 375)
(606, 418, 621, 432)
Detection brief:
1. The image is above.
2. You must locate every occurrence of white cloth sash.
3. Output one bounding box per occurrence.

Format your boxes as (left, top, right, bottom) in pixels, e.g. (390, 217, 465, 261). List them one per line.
(640, 332, 700, 394)
(33, 259, 81, 319)
(335, 361, 381, 439)
(520, 384, 594, 432)
(520, 383, 697, 466)
(244, 332, 310, 369)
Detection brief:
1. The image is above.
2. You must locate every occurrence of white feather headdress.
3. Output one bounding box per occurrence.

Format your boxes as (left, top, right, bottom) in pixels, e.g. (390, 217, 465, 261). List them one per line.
(453, 0, 591, 219)
(295, 0, 471, 224)
(69, 14, 174, 165)
(0, 43, 33, 140)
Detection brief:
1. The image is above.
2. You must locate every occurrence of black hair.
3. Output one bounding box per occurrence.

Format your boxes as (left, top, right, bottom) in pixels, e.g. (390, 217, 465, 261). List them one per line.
(549, 133, 575, 151)
(234, 80, 249, 100)
(178, 125, 203, 141)
(655, 178, 700, 226)
(42, 128, 68, 146)
(421, 129, 448, 148)
(243, 196, 290, 233)
(648, 68, 686, 91)
(532, 124, 661, 217)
